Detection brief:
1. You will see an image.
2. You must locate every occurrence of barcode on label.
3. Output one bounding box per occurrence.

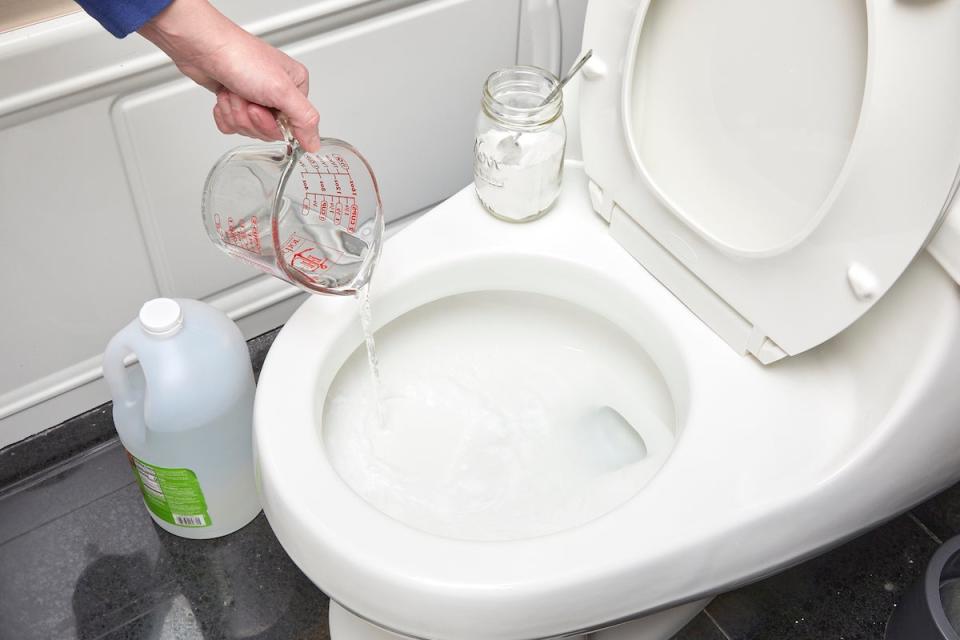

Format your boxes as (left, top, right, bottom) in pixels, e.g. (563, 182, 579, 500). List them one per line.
(173, 514, 206, 527)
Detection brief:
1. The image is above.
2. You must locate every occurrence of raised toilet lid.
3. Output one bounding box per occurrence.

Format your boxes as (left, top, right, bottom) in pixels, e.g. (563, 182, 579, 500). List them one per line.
(580, 0, 960, 363)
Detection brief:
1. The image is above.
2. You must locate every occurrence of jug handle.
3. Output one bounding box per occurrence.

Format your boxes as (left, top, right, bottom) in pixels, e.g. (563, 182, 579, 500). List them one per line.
(103, 332, 148, 446)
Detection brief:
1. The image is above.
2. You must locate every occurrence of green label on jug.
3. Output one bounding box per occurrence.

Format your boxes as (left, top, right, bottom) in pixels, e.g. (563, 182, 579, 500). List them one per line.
(126, 452, 211, 528)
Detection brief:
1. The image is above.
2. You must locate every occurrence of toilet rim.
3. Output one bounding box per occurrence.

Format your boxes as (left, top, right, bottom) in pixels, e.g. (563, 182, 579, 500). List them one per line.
(254, 214, 709, 542)
(252, 184, 792, 626)
(254, 274, 726, 630)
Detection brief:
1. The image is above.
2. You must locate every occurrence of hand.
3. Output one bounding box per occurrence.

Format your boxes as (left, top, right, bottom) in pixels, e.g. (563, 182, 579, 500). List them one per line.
(138, 0, 321, 151)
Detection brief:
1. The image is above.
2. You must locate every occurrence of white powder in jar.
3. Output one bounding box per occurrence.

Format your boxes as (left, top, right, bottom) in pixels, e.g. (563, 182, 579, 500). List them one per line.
(473, 128, 565, 221)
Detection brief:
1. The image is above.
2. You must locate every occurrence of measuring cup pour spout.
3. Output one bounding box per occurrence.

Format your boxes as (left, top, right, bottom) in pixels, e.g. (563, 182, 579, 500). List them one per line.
(201, 117, 384, 296)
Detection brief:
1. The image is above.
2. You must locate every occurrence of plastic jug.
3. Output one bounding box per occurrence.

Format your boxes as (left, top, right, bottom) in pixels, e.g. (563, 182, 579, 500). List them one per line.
(103, 298, 261, 539)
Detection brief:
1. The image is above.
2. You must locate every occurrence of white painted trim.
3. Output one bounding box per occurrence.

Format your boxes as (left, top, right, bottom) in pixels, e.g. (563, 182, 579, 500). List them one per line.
(0, 379, 114, 450)
(0, 355, 106, 425)
(0, 276, 299, 424)
(211, 276, 304, 322)
(0, 290, 310, 450)
(0, 0, 422, 119)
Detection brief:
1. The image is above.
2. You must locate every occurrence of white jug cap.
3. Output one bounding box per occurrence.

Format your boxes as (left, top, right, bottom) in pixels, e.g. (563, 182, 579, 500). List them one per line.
(139, 298, 183, 336)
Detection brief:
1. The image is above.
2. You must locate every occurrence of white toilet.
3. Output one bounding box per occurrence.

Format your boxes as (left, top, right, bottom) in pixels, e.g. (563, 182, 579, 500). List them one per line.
(255, 1, 960, 638)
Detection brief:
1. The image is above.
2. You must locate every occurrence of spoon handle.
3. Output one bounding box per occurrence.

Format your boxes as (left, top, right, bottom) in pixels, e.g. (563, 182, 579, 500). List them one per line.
(541, 49, 594, 106)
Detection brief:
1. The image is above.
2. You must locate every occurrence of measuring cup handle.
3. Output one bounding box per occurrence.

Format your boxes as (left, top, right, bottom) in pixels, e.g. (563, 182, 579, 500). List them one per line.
(276, 114, 296, 156)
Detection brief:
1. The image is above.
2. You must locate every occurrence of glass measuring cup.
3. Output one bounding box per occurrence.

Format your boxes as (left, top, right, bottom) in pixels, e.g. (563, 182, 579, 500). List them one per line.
(201, 119, 383, 296)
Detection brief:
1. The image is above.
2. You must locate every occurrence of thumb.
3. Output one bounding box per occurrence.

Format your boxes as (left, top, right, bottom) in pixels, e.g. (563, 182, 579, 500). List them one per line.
(273, 81, 321, 152)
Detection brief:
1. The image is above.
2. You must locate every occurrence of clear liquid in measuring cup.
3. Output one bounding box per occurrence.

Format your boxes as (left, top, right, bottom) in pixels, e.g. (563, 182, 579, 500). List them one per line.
(357, 285, 386, 428)
(202, 137, 382, 297)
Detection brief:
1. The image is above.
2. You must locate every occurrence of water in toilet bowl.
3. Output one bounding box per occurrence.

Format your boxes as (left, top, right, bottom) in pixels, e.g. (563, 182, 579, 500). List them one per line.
(324, 291, 677, 541)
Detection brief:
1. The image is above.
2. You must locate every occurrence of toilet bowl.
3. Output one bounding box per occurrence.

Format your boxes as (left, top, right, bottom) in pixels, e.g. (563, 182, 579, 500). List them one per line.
(255, 1, 960, 638)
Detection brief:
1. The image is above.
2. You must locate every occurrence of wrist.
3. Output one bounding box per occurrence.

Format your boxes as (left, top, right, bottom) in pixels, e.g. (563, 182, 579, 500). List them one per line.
(138, 0, 235, 58)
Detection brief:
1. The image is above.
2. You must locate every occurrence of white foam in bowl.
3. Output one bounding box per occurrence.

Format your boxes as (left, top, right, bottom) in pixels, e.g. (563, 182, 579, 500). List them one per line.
(322, 291, 677, 541)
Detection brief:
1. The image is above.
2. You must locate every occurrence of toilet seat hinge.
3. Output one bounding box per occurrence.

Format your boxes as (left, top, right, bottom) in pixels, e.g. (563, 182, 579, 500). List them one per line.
(588, 179, 616, 222)
(746, 328, 787, 365)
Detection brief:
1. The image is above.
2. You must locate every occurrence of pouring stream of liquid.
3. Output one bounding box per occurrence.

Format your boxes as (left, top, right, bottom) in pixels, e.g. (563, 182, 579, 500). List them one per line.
(357, 286, 386, 428)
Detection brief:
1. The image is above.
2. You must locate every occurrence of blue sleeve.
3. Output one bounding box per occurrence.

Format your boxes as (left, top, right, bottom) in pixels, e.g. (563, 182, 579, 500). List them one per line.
(75, 0, 174, 38)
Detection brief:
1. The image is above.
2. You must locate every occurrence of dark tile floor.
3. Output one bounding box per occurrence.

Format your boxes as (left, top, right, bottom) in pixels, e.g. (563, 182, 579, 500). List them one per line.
(1, 326, 957, 640)
(0, 443, 328, 640)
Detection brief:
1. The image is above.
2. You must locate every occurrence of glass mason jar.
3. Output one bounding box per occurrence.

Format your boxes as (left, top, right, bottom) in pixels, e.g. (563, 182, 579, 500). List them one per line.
(473, 66, 567, 222)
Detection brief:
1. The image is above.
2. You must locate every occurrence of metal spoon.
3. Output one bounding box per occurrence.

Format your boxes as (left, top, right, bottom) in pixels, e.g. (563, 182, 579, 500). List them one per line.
(540, 49, 593, 106)
(495, 50, 595, 161)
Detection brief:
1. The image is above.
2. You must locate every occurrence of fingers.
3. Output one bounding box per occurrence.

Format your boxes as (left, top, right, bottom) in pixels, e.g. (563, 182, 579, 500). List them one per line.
(247, 103, 282, 141)
(213, 90, 277, 142)
(213, 90, 236, 135)
(288, 59, 309, 96)
(208, 50, 319, 149)
(272, 81, 321, 152)
(226, 92, 260, 139)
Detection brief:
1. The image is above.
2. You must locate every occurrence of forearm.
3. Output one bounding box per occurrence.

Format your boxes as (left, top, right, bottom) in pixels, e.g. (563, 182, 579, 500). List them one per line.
(138, 0, 236, 69)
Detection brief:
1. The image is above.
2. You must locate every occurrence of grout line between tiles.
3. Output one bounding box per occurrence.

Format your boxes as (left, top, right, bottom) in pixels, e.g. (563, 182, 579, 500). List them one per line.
(908, 511, 944, 546)
(0, 480, 136, 549)
(0, 437, 121, 500)
(704, 609, 734, 640)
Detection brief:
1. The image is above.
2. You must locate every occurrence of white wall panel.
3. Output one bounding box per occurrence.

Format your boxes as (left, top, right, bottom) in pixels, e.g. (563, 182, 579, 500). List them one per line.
(0, 98, 160, 395)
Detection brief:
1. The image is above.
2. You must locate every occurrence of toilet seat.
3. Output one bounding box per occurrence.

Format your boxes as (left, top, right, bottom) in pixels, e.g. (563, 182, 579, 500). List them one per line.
(255, 167, 960, 640)
(580, 0, 960, 362)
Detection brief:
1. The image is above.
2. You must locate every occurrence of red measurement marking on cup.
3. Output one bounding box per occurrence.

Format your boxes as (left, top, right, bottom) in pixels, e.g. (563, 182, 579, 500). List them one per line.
(280, 233, 345, 279)
(300, 194, 358, 231)
(292, 249, 328, 273)
(215, 214, 262, 254)
(349, 203, 359, 230)
(296, 155, 360, 233)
